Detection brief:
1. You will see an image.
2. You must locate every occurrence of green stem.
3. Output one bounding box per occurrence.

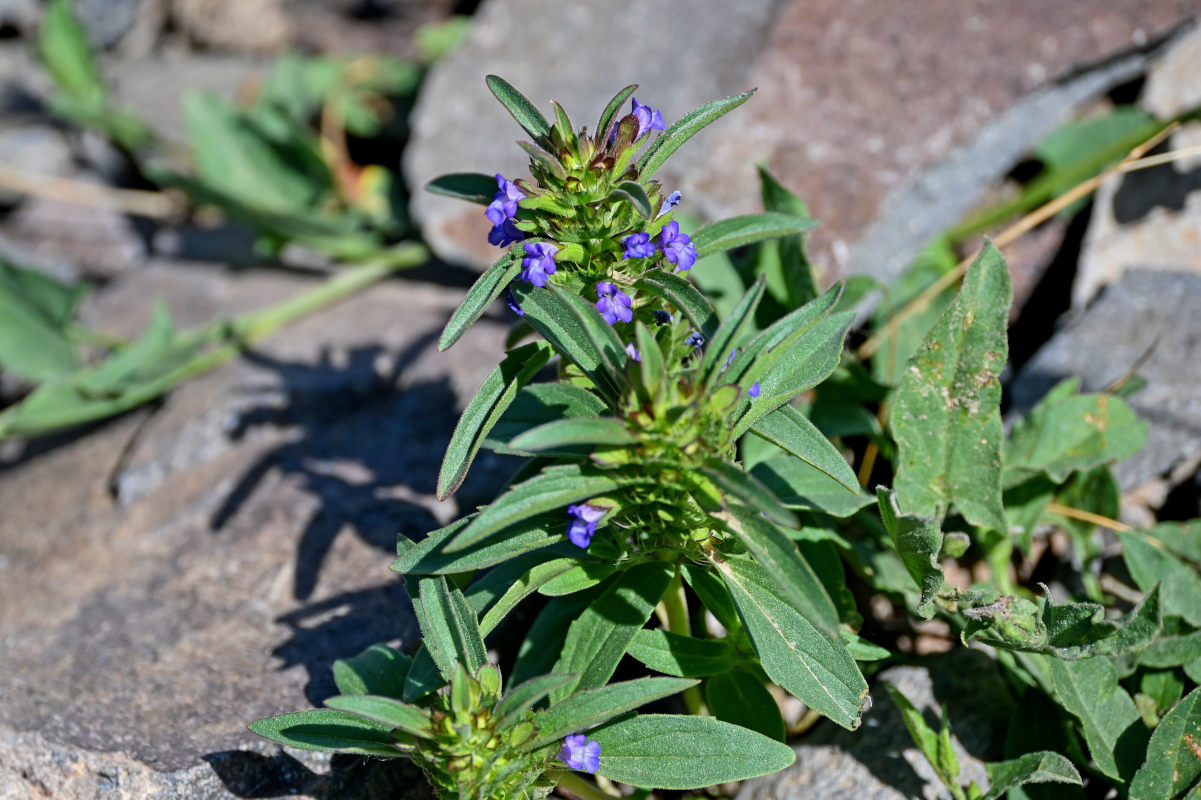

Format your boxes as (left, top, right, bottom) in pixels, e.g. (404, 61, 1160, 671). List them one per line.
(554, 771, 619, 800)
(660, 567, 706, 716)
(0, 244, 428, 439)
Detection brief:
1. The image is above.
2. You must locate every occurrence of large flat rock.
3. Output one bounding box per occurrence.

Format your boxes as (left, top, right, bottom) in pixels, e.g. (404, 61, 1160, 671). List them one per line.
(0, 261, 509, 797)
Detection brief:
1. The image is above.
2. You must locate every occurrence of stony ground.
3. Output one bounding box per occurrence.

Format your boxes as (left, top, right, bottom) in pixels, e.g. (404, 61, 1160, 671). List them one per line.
(1, 1, 1200, 798)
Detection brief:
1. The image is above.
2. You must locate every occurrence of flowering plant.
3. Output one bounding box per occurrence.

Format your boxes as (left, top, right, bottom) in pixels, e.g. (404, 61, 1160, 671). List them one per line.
(252, 76, 1201, 800)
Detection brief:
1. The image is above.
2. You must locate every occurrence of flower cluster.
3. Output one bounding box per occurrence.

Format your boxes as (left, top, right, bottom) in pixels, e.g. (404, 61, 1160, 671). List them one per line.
(620, 219, 697, 272)
(595, 282, 633, 324)
(486, 174, 526, 247)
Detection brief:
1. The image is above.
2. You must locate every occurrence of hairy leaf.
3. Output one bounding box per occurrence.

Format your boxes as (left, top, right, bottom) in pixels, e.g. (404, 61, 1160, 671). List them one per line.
(440, 249, 521, 351)
(981, 751, 1083, 800)
(633, 271, 719, 342)
(627, 629, 737, 678)
(248, 709, 400, 757)
(332, 644, 411, 699)
(692, 212, 818, 259)
(485, 75, 551, 141)
(425, 172, 498, 204)
(637, 90, 755, 178)
(415, 575, 486, 680)
(877, 487, 945, 619)
(706, 670, 786, 742)
(529, 676, 695, 749)
(750, 454, 874, 517)
(1049, 655, 1148, 782)
(323, 695, 432, 739)
(1129, 687, 1201, 800)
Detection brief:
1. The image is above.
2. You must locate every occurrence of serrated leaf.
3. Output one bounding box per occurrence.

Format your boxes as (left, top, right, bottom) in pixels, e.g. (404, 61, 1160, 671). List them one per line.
(425, 172, 499, 204)
(529, 676, 695, 749)
(877, 487, 945, 619)
(705, 670, 786, 742)
(633, 271, 719, 342)
(1005, 378, 1146, 485)
(627, 629, 736, 678)
(750, 454, 873, 517)
(981, 751, 1083, 800)
(485, 75, 551, 141)
(323, 695, 432, 739)
(551, 561, 674, 702)
(508, 417, 635, 452)
(691, 212, 818, 258)
(446, 465, 619, 554)
(717, 557, 868, 730)
(722, 503, 839, 633)
(332, 644, 411, 698)
(1129, 687, 1201, 800)
(416, 575, 486, 680)
(440, 249, 522, 350)
(590, 713, 795, 789)
(437, 341, 553, 499)
(750, 404, 858, 491)
(637, 89, 755, 178)
(247, 709, 400, 757)
(890, 242, 1009, 531)
(1049, 655, 1148, 782)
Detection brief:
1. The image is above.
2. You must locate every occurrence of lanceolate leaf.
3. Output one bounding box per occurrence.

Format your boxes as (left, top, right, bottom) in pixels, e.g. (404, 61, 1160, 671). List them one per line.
(750, 454, 874, 517)
(590, 713, 795, 790)
(551, 561, 674, 702)
(716, 556, 868, 730)
(700, 459, 796, 528)
(439, 249, 521, 351)
(750, 404, 858, 491)
(492, 673, 576, 729)
(437, 341, 553, 499)
(705, 670, 786, 742)
(627, 629, 737, 677)
(1128, 687, 1201, 800)
(981, 751, 1083, 800)
(508, 417, 635, 452)
(634, 271, 719, 342)
(475, 557, 580, 636)
(597, 84, 638, 142)
(392, 513, 563, 575)
(722, 503, 840, 634)
(323, 695, 432, 739)
(877, 487, 945, 619)
(416, 575, 487, 680)
(758, 165, 818, 308)
(611, 180, 653, 218)
(425, 172, 499, 204)
(890, 242, 1010, 531)
(638, 90, 755, 178)
(445, 465, 620, 553)
(699, 276, 766, 382)
(1049, 655, 1148, 782)
(485, 74, 551, 142)
(332, 644, 411, 698)
(248, 709, 400, 758)
(487, 382, 608, 447)
(0, 261, 85, 382)
(529, 676, 695, 749)
(691, 212, 819, 258)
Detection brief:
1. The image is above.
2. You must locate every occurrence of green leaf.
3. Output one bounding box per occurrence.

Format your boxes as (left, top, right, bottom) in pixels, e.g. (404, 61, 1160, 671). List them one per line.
(475, 557, 580, 636)
(437, 341, 553, 499)
(401, 644, 442, 701)
(590, 713, 795, 789)
(692, 212, 819, 258)
(510, 585, 602, 686)
(492, 673, 576, 729)
(247, 709, 400, 757)
(877, 487, 945, 619)
(539, 561, 616, 596)
(425, 172, 500, 204)
(705, 670, 786, 742)
(332, 644, 411, 698)
(680, 562, 740, 633)
(890, 242, 1010, 531)
(440, 249, 521, 351)
(884, 685, 956, 790)
(637, 90, 755, 178)
(38, 0, 106, 108)
(597, 84, 638, 141)
(1121, 530, 1201, 626)
(446, 465, 619, 553)
(758, 166, 818, 308)
(611, 180, 653, 218)
(0, 260, 85, 381)
(716, 557, 868, 730)
(323, 695, 432, 739)
(701, 459, 796, 528)
(485, 75, 551, 141)
(627, 629, 736, 678)
(750, 455, 874, 517)
(699, 277, 766, 382)
(512, 283, 626, 402)
(722, 503, 840, 633)
(529, 676, 696, 749)
(487, 381, 608, 447)
(1005, 378, 1146, 485)
(981, 751, 1083, 800)
(1136, 617, 1201, 669)
(1129, 687, 1201, 800)
(392, 513, 563, 575)
(508, 417, 635, 452)
(551, 562, 674, 701)
(415, 575, 486, 680)
(633, 271, 719, 342)
(750, 405, 858, 491)
(1049, 655, 1148, 782)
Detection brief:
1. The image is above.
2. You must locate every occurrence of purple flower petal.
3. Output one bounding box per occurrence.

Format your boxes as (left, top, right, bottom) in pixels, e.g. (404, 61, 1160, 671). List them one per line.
(566, 503, 605, 548)
(622, 232, 656, 260)
(625, 343, 640, 362)
(748, 382, 761, 399)
(559, 734, 601, 773)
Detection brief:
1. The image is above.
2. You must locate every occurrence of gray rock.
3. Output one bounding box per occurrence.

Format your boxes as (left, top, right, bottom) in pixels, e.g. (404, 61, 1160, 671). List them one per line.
(171, 0, 291, 54)
(73, 0, 148, 49)
(0, 122, 74, 206)
(738, 650, 1012, 800)
(0, 0, 38, 36)
(1010, 269, 1201, 491)
(0, 260, 510, 796)
(403, 0, 787, 269)
(1142, 22, 1201, 119)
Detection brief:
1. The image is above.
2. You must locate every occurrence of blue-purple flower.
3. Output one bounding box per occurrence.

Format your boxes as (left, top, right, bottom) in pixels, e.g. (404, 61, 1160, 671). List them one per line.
(748, 382, 761, 399)
(559, 734, 601, 773)
(505, 288, 523, 317)
(723, 349, 737, 372)
(685, 331, 705, 349)
(622, 232, 656, 260)
(656, 221, 698, 272)
(521, 243, 558, 287)
(631, 97, 666, 140)
(595, 282, 633, 324)
(625, 343, 641, 362)
(652, 309, 674, 326)
(658, 190, 682, 217)
(566, 504, 605, 548)
(488, 217, 524, 247)
(485, 174, 526, 247)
